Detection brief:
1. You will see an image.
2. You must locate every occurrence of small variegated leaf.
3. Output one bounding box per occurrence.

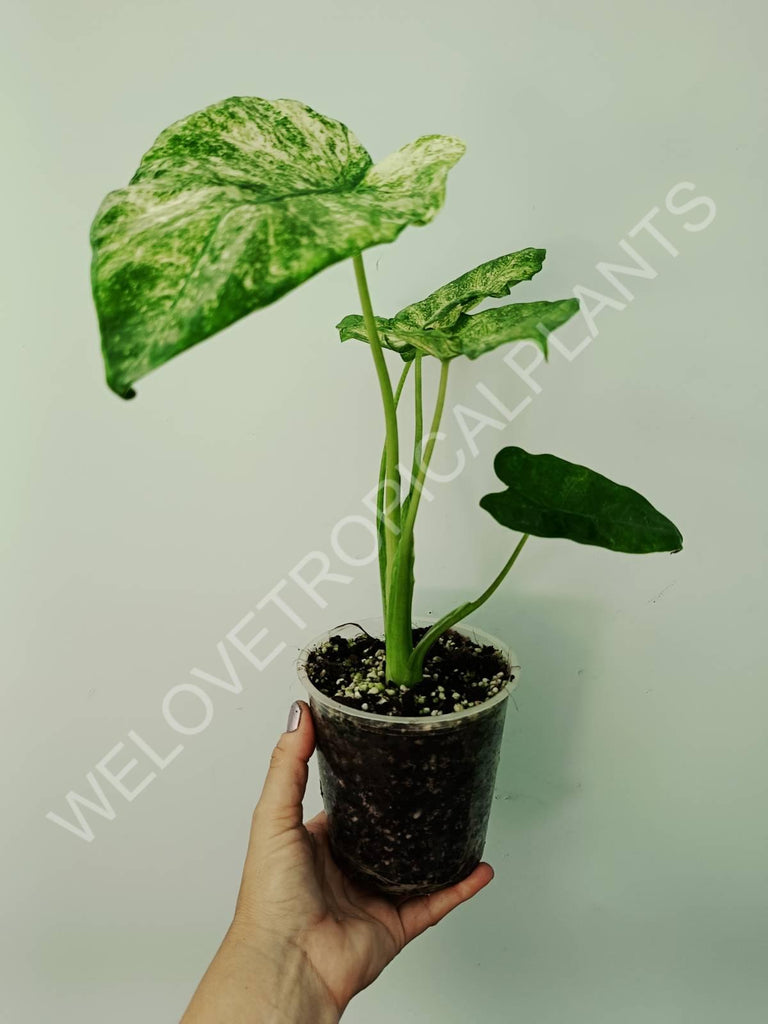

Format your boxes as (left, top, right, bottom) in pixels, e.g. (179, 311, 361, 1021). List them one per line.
(447, 298, 580, 360)
(337, 297, 580, 361)
(481, 447, 683, 554)
(336, 313, 452, 360)
(91, 96, 465, 397)
(394, 247, 546, 330)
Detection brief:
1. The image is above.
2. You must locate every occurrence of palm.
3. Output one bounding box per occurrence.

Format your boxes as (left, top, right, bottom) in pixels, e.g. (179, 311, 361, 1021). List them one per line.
(188, 711, 492, 1024)
(278, 812, 489, 1011)
(233, 710, 494, 1018)
(297, 813, 406, 1005)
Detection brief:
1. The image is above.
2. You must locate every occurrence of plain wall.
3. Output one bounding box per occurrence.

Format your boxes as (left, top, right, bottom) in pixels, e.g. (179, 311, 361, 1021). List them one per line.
(3, 0, 766, 1021)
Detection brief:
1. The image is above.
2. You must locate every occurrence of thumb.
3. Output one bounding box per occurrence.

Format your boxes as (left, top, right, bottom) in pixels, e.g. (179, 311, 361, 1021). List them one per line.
(255, 700, 315, 832)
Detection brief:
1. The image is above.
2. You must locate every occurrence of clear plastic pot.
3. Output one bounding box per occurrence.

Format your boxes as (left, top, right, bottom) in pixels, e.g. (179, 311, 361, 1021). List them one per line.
(296, 617, 518, 897)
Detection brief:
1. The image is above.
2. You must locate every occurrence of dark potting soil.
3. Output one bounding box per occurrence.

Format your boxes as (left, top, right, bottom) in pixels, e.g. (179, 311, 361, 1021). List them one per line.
(311, 690, 508, 896)
(305, 625, 512, 718)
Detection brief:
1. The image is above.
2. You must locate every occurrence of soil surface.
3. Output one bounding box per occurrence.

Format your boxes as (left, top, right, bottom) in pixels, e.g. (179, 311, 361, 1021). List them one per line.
(305, 625, 512, 717)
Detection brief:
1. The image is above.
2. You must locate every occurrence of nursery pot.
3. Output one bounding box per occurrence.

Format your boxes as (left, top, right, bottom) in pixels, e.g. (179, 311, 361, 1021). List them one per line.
(297, 618, 517, 898)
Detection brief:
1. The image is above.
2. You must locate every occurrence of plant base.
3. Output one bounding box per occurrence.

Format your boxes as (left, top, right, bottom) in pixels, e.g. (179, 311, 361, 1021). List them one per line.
(298, 619, 516, 897)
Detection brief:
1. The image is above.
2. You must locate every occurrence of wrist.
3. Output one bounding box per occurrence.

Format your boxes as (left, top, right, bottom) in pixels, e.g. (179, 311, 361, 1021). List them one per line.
(219, 923, 340, 1024)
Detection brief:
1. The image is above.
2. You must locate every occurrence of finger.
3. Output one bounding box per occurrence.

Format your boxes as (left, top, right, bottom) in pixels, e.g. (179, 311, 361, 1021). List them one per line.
(398, 862, 494, 944)
(254, 700, 315, 832)
(304, 810, 328, 837)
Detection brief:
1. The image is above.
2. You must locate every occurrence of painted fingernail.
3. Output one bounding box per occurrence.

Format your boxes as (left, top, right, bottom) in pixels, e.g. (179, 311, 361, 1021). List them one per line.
(286, 701, 302, 733)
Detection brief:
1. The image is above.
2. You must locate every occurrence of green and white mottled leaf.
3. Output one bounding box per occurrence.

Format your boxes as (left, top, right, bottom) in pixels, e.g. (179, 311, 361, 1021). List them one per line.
(394, 247, 546, 331)
(336, 248, 578, 361)
(337, 297, 579, 361)
(445, 298, 580, 359)
(91, 96, 465, 397)
(480, 447, 683, 554)
(336, 313, 450, 360)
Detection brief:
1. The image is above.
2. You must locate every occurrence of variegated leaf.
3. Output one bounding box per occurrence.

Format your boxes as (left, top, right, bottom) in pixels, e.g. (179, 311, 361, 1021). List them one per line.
(336, 313, 449, 360)
(394, 247, 546, 330)
(337, 297, 579, 360)
(91, 96, 465, 397)
(446, 298, 580, 359)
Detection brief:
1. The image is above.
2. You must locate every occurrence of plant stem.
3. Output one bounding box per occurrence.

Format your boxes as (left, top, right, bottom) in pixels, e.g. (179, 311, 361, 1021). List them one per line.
(377, 362, 411, 628)
(386, 359, 451, 684)
(406, 533, 530, 681)
(407, 356, 424, 509)
(401, 358, 449, 542)
(353, 252, 401, 605)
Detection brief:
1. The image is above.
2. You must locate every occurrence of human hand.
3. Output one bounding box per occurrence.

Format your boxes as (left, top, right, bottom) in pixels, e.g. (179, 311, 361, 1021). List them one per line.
(181, 700, 494, 1022)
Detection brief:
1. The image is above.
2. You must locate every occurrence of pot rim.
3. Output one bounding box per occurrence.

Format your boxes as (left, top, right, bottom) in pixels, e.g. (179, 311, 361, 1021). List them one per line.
(295, 616, 519, 727)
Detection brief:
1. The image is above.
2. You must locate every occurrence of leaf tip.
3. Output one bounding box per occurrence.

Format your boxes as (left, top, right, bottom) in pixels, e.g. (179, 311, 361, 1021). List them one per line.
(107, 376, 136, 400)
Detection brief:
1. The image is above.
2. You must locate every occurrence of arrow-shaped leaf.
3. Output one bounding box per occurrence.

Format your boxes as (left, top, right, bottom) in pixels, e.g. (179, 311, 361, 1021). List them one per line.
(91, 96, 465, 397)
(336, 248, 578, 361)
(480, 447, 683, 553)
(447, 298, 580, 359)
(337, 297, 579, 360)
(394, 247, 546, 330)
(336, 313, 443, 360)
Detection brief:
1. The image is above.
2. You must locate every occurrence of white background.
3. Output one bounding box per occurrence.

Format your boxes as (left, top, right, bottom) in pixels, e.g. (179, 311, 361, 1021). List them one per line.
(3, 0, 766, 1021)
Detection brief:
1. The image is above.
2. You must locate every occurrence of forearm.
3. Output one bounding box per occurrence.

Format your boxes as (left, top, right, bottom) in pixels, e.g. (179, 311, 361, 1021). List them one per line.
(180, 925, 340, 1024)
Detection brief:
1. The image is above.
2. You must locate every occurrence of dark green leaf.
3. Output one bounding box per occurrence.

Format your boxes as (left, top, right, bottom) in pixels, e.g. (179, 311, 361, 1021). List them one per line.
(480, 447, 683, 553)
(91, 96, 465, 397)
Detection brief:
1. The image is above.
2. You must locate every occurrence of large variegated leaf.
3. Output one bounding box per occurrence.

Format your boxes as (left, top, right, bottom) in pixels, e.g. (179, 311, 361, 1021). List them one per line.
(90, 96, 465, 397)
(394, 247, 545, 330)
(480, 447, 683, 553)
(337, 297, 579, 360)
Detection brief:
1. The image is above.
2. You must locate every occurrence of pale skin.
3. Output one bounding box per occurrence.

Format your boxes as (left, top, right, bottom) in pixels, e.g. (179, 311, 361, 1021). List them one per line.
(180, 700, 494, 1023)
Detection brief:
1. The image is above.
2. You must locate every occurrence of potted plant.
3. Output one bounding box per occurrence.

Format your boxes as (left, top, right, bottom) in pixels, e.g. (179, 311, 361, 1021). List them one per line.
(90, 96, 682, 897)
